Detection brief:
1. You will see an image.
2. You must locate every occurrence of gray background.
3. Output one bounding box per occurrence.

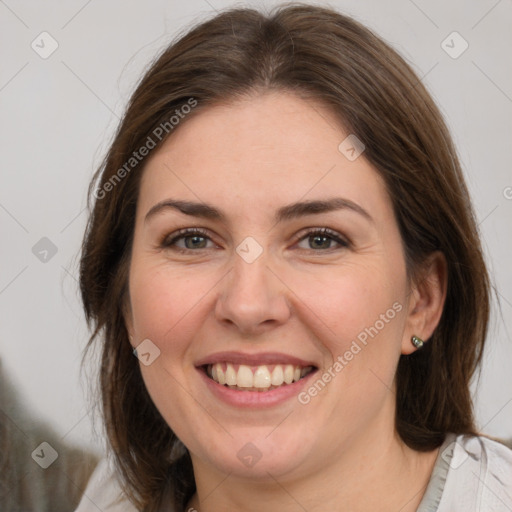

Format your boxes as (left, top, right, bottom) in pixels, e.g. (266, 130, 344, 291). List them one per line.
(1, 0, 511, 455)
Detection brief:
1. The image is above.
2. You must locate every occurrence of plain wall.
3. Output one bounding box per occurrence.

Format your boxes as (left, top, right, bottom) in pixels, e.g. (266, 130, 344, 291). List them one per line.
(1, 0, 511, 455)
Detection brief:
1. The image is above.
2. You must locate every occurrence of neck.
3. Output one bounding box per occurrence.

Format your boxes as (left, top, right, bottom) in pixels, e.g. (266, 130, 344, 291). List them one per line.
(186, 424, 439, 512)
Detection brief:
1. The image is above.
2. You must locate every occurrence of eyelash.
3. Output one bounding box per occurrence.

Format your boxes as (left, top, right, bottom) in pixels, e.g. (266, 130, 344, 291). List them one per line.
(160, 227, 349, 253)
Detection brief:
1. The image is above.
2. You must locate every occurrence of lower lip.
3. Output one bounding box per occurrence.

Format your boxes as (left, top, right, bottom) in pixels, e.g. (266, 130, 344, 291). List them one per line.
(197, 367, 317, 408)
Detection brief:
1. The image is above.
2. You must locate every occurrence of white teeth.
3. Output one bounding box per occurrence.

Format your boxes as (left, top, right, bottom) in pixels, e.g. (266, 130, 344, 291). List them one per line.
(283, 364, 294, 384)
(225, 363, 237, 385)
(253, 365, 271, 388)
(237, 365, 254, 387)
(271, 365, 284, 386)
(208, 362, 313, 390)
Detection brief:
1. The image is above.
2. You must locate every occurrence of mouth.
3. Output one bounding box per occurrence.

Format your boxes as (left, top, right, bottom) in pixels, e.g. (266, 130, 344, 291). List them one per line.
(202, 362, 316, 392)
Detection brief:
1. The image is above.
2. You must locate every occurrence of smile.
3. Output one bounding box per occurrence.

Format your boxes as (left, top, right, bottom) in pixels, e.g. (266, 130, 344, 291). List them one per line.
(205, 363, 315, 391)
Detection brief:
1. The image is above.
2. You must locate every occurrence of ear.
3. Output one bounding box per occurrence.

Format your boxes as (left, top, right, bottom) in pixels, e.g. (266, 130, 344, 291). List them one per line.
(401, 251, 447, 355)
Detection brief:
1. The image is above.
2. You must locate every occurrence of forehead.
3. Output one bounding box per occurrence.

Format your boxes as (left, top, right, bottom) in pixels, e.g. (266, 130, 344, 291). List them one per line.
(137, 91, 391, 222)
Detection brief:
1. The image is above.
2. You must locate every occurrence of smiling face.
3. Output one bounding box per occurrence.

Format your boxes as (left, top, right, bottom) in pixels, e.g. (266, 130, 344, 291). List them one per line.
(125, 91, 419, 481)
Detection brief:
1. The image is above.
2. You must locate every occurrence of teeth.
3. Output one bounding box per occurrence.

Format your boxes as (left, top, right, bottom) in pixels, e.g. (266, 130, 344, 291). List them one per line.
(217, 366, 226, 385)
(225, 363, 237, 385)
(237, 365, 253, 387)
(253, 366, 271, 388)
(208, 362, 313, 391)
(283, 364, 294, 384)
(271, 365, 284, 386)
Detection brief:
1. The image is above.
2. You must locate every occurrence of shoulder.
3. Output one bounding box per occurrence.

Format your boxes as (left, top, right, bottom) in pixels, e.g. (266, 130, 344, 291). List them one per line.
(74, 457, 138, 512)
(436, 433, 512, 511)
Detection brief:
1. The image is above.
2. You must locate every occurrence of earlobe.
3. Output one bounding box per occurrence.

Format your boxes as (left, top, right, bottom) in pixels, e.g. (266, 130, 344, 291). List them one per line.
(401, 252, 447, 355)
(411, 335, 424, 349)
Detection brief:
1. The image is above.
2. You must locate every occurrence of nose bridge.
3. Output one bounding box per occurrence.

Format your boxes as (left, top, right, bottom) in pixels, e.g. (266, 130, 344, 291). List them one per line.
(215, 241, 290, 332)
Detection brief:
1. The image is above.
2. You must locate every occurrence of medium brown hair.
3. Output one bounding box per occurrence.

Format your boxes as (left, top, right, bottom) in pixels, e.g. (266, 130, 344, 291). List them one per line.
(80, 3, 490, 510)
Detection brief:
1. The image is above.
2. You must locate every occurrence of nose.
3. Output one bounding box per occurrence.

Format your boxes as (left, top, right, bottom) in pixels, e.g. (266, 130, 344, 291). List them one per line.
(215, 248, 292, 335)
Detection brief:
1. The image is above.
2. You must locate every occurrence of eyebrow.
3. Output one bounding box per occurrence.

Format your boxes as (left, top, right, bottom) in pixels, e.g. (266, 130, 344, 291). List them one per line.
(144, 197, 373, 224)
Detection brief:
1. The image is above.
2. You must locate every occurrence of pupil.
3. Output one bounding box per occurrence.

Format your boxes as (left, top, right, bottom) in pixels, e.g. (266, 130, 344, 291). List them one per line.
(312, 235, 329, 249)
(186, 236, 206, 249)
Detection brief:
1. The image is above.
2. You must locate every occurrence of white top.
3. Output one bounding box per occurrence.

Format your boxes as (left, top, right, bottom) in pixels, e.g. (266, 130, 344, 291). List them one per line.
(75, 434, 512, 512)
(417, 433, 512, 511)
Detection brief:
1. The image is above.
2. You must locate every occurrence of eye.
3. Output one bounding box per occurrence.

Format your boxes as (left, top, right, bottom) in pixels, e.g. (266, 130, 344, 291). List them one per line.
(161, 228, 217, 251)
(295, 228, 349, 251)
(160, 227, 349, 253)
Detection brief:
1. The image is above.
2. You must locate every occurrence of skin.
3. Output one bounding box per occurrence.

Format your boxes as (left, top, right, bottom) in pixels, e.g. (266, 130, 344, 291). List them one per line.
(125, 91, 447, 512)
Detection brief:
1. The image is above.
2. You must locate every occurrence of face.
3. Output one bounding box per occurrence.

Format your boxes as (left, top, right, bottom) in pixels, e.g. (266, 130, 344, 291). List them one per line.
(126, 91, 413, 481)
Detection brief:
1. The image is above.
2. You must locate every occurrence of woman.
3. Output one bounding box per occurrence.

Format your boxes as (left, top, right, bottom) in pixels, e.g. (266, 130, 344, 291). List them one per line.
(76, 4, 512, 511)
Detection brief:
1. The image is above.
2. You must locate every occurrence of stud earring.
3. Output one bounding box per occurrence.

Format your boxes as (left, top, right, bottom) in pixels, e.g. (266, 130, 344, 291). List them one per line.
(411, 335, 424, 349)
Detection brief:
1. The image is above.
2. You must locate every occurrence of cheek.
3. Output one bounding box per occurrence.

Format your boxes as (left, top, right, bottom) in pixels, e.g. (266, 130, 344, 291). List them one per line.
(303, 264, 404, 347)
(127, 264, 213, 441)
(295, 262, 406, 411)
(292, 267, 405, 437)
(129, 264, 204, 351)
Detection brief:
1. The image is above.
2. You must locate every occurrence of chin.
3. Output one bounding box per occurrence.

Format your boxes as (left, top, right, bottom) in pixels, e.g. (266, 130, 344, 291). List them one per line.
(190, 425, 316, 480)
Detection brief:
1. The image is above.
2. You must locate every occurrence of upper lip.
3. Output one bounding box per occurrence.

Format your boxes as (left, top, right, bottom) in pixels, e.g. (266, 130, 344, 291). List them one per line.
(195, 351, 318, 368)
